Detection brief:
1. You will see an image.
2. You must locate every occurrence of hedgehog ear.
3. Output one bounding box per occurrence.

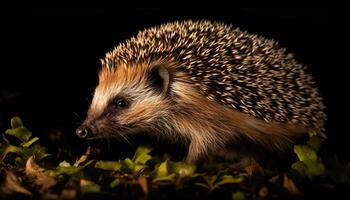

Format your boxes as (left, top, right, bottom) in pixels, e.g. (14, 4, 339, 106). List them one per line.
(148, 66, 170, 94)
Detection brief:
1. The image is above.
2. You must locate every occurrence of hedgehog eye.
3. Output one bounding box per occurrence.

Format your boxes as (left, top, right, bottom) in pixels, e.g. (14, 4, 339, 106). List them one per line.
(114, 98, 129, 108)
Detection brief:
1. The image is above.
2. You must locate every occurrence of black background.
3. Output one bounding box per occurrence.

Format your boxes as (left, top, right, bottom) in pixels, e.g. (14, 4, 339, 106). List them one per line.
(1, 3, 347, 159)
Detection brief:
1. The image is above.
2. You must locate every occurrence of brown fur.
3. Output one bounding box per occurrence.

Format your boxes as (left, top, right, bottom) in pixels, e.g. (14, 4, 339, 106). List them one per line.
(86, 60, 310, 164)
(168, 78, 308, 163)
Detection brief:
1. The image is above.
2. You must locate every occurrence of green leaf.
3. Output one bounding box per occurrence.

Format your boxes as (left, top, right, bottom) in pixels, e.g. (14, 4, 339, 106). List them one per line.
(133, 146, 152, 164)
(232, 191, 246, 200)
(47, 160, 93, 177)
(10, 116, 23, 128)
(304, 160, 325, 177)
(50, 166, 82, 176)
(30, 144, 50, 160)
(153, 160, 176, 182)
(308, 131, 317, 137)
(80, 180, 101, 194)
(196, 175, 244, 191)
(15, 157, 26, 167)
(59, 160, 72, 167)
(122, 150, 150, 173)
(110, 179, 120, 188)
(292, 145, 325, 179)
(292, 161, 307, 175)
(134, 163, 146, 173)
(215, 175, 244, 187)
(117, 147, 153, 173)
(95, 161, 122, 171)
(5, 127, 32, 142)
(203, 175, 218, 186)
(155, 160, 168, 177)
(122, 158, 135, 172)
(194, 182, 210, 190)
(56, 162, 83, 175)
(1, 144, 26, 159)
(294, 145, 317, 162)
(307, 135, 322, 151)
(21, 137, 39, 148)
(169, 161, 196, 177)
(153, 174, 176, 183)
(269, 175, 280, 183)
(82, 160, 94, 167)
(5, 117, 32, 142)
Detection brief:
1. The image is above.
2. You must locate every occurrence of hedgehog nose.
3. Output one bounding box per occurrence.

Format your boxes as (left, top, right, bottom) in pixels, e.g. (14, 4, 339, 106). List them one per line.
(76, 125, 92, 139)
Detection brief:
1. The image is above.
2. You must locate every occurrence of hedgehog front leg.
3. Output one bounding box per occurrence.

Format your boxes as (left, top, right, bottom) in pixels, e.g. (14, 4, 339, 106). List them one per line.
(185, 139, 208, 164)
(186, 142, 204, 163)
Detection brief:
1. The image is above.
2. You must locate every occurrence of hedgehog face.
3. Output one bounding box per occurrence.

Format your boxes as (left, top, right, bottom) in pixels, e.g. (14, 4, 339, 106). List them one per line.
(76, 63, 172, 139)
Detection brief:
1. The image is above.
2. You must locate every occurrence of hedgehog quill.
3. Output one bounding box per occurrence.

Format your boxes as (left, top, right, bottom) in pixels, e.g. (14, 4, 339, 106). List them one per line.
(76, 20, 326, 165)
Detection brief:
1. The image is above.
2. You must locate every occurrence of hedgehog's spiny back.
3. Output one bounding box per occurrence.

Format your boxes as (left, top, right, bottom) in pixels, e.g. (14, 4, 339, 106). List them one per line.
(103, 20, 326, 134)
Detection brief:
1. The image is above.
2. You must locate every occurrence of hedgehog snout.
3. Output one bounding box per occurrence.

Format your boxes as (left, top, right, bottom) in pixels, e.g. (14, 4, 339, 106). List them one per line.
(76, 124, 93, 139)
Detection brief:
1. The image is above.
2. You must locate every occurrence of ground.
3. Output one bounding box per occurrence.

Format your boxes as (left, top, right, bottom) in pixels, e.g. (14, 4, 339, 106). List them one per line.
(0, 117, 349, 199)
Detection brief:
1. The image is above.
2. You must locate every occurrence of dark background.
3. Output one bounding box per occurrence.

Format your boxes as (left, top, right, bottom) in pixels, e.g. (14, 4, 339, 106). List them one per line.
(1, 3, 347, 159)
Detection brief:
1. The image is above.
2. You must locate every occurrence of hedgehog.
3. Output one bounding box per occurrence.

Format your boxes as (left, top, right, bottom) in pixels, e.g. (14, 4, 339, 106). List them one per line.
(76, 20, 326, 164)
